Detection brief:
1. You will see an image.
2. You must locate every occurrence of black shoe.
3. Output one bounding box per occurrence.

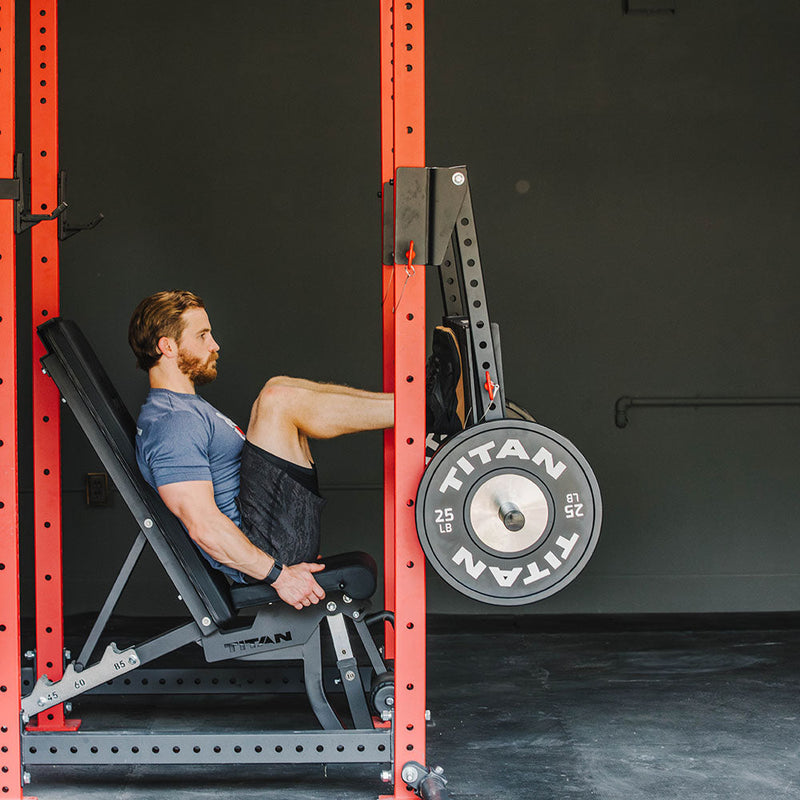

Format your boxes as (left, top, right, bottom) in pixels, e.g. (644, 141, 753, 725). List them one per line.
(426, 326, 465, 440)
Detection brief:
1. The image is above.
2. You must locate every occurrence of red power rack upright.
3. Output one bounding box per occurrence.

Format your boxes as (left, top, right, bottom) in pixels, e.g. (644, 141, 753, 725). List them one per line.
(0, 0, 24, 795)
(380, 1, 428, 796)
(28, 0, 78, 736)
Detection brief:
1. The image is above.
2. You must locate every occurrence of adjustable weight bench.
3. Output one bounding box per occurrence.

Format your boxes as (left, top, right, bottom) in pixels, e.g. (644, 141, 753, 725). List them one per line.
(21, 317, 393, 765)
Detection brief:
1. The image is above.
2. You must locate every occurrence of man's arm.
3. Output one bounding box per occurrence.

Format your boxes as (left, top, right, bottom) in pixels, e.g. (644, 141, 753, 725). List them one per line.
(157, 480, 325, 610)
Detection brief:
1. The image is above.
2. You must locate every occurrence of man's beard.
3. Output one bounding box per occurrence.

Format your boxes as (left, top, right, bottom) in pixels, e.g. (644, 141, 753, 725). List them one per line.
(177, 349, 218, 386)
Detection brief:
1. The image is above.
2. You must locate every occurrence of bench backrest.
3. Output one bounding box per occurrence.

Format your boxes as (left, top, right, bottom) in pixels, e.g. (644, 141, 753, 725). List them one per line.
(38, 317, 237, 629)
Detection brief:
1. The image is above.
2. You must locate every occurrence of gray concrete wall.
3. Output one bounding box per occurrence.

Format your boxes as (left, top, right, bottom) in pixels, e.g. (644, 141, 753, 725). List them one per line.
(16, 0, 800, 616)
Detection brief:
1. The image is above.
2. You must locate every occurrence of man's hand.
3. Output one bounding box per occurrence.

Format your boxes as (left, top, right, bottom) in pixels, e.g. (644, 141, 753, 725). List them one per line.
(272, 562, 326, 610)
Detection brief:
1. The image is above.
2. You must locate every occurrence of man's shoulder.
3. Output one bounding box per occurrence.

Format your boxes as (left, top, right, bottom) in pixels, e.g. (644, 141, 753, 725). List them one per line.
(137, 391, 212, 442)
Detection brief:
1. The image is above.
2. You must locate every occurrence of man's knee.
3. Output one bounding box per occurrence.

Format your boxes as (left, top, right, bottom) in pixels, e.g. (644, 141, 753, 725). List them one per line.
(251, 376, 304, 421)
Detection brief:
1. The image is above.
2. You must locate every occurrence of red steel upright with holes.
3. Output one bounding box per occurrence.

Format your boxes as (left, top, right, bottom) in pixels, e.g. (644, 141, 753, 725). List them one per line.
(28, 0, 78, 733)
(380, 0, 397, 660)
(0, 2, 25, 796)
(380, 1, 427, 795)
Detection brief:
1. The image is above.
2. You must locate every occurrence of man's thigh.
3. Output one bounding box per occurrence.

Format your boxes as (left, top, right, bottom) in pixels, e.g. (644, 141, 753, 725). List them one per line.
(238, 441, 324, 565)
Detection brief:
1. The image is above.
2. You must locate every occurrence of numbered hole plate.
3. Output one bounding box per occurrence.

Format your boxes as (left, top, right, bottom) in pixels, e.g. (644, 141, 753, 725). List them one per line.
(416, 420, 602, 605)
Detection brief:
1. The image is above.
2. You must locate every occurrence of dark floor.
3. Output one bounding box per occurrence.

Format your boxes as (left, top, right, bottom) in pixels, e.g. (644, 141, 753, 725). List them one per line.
(23, 617, 800, 800)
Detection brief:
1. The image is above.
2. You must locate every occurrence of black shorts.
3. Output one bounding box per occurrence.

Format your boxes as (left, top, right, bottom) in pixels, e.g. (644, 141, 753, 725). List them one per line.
(237, 440, 326, 566)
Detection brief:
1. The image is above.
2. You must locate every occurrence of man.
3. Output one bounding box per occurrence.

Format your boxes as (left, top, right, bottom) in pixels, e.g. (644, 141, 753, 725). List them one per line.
(129, 290, 396, 610)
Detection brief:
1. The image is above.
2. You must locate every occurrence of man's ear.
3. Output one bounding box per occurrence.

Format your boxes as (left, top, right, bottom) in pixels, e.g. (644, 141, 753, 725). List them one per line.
(157, 336, 178, 359)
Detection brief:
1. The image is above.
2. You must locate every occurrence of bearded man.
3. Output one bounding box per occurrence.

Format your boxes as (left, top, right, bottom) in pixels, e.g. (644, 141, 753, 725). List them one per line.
(128, 290, 396, 610)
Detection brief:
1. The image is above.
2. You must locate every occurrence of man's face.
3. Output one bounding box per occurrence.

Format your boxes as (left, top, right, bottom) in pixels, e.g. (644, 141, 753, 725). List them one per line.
(176, 307, 219, 386)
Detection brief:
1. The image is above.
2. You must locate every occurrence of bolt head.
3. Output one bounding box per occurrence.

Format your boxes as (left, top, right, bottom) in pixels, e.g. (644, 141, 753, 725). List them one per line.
(201, 617, 211, 627)
(343, 594, 352, 604)
(326, 601, 337, 613)
(452, 171, 465, 186)
(23, 771, 31, 785)
(401, 766, 419, 784)
(345, 670, 356, 682)
(352, 611, 360, 619)
(380, 709, 392, 721)
(380, 770, 392, 783)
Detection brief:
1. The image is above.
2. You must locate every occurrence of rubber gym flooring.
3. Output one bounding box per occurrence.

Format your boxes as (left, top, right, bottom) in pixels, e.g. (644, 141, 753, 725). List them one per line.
(25, 616, 800, 800)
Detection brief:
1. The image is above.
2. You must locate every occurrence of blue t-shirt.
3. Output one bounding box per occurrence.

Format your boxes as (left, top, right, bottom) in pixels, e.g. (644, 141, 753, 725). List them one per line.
(135, 388, 247, 581)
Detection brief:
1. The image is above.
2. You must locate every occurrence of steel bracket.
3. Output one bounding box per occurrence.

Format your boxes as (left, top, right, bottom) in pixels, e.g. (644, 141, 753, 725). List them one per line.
(22, 643, 140, 718)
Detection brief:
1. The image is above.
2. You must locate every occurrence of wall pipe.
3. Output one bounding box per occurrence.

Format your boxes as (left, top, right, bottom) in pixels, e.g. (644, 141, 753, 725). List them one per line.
(615, 396, 800, 428)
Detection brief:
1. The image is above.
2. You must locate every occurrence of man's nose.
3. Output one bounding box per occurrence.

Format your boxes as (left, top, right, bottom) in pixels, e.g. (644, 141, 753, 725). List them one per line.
(210, 337, 220, 352)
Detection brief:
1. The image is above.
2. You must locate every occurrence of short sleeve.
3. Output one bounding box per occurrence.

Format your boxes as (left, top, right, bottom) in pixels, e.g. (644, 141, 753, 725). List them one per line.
(141, 410, 213, 488)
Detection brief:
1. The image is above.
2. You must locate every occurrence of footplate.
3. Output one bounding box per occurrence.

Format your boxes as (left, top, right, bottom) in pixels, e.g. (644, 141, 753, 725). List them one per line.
(22, 643, 140, 718)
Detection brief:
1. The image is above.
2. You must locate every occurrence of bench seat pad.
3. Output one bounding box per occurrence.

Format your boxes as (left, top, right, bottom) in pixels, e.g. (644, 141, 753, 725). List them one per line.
(230, 551, 378, 610)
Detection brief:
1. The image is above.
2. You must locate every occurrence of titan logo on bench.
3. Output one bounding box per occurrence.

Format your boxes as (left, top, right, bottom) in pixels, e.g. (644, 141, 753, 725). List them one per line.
(223, 631, 293, 653)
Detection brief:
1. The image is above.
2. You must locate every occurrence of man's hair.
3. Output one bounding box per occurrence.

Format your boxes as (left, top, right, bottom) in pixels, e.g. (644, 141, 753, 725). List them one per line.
(128, 290, 205, 371)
